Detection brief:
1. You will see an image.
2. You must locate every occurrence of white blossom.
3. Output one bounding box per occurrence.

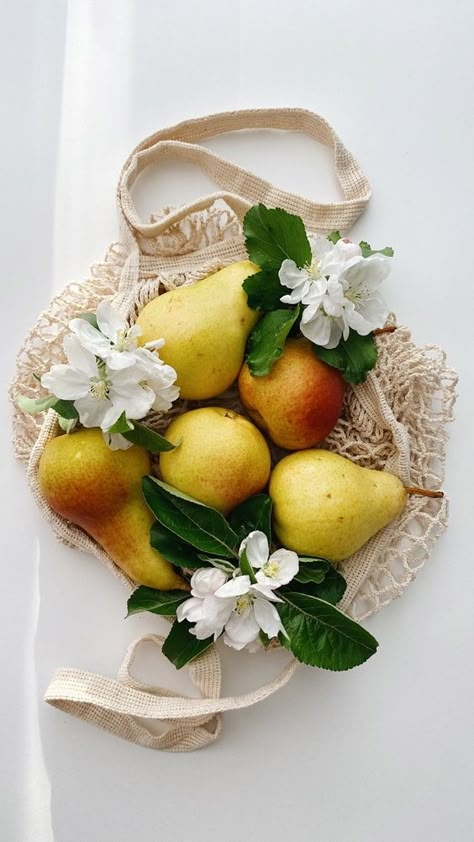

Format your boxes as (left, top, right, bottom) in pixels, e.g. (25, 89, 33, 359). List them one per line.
(41, 301, 179, 439)
(239, 531, 299, 600)
(279, 236, 390, 349)
(69, 299, 143, 370)
(176, 531, 299, 651)
(41, 335, 155, 432)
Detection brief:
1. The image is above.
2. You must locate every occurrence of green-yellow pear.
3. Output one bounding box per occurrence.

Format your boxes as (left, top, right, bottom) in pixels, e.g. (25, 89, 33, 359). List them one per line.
(160, 407, 271, 514)
(270, 449, 407, 560)
(135, 260, 260, 400)
(38, 428, 188, 590)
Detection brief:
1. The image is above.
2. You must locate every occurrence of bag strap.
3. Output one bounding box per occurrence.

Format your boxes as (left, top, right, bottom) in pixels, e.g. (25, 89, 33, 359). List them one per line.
(45, 634, 298, 752)
(117, 107, 371, 238)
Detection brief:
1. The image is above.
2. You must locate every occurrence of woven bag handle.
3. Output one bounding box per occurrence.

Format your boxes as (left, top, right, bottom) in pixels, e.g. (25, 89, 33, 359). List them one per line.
(117, 107, 371, 237)
(45, 634, 298, 752)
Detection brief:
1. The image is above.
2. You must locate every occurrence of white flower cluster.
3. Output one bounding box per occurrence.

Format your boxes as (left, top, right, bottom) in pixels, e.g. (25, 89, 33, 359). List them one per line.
(177, 530, 299, 651)
(41, 300, 179, 448)
(279, 236, 390, 349)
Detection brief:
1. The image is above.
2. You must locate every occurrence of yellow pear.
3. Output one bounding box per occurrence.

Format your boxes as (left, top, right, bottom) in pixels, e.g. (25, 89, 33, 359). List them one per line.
(270, 449, 407, 560)
(135, 260, 260, 399)
(38, 428, 188, 590)
(160, 407, 271, 514)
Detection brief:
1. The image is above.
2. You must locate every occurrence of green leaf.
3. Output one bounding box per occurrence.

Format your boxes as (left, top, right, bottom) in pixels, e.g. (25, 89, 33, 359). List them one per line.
(243, 204, 311, 271)
(313, 330, 378, 384)
(17, 394, 59, 414)
(277, 592, 378, 670)
(230, 494, 273, 543)
(122, 421, 179, 452)
(150, 523, 206, 569)
(291, 563, 347, 605)
(294, 558, 330, 584)
(17, 394, 80, 422)
(246, 306, 300, 377)
(107, 411, 134, 435)
(77, 312, 99, 329)
(162, 619, 213, 669)
(242, 269, 287, 312)
(197, 555, 237, 573)
(53, 400, 80, 420)
(142, 477, 239, 558)
(327, 230, 341, 244)
(359, 241, 394, 258)
(126, 586, 189, 617)
(239, 548, 257, 583)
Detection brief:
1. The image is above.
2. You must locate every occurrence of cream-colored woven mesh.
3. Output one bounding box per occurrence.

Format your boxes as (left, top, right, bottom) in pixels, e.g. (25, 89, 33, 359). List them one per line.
(9, 109, 457, 752)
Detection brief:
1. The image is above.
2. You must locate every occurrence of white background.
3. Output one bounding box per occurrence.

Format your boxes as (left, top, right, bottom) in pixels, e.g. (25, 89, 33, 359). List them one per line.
(2, 1, 473, 840)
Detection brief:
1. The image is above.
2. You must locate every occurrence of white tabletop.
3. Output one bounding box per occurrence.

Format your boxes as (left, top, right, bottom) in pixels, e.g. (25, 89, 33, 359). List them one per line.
(2, 1, 473, 840)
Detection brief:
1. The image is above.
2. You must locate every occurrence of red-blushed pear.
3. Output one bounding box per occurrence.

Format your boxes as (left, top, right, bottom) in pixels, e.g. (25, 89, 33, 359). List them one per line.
(38, 428, 188, 590)
(238, 337, 345, 450)
(160, 407, 271, 515)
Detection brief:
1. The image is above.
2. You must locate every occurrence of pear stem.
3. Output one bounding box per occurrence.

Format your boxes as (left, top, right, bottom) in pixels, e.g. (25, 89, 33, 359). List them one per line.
(405, 486, 444, 499)
(373, 325, 397, 336)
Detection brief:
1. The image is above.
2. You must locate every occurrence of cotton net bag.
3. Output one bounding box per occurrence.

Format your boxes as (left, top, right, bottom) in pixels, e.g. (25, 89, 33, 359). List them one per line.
(10, 109, 457, 752)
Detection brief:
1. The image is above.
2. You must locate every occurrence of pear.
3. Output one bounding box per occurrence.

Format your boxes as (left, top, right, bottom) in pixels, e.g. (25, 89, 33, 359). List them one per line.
(135, 260, 260, 399)
(239, 337, 345, 450)
(270, 449, 407, 560)
(160, 407, 271, 514)
(38, 428, 188, 590)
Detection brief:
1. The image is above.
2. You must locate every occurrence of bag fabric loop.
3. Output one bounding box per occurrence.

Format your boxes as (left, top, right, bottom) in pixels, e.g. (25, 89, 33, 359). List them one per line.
(118, 107, 371, 238)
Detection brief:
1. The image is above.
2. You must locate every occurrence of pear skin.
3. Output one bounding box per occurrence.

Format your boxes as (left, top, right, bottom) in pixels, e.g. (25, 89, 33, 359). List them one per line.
(136, 260, 261, 399)
(270, 449, 407, 560)
(238, 338, 345, 450)
(160, 407, 271, 514)
(38, 428, 188, 590)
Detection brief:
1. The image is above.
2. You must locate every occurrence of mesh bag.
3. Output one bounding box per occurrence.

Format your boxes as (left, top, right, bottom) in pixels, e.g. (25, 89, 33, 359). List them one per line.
(10, 109, 457, 751)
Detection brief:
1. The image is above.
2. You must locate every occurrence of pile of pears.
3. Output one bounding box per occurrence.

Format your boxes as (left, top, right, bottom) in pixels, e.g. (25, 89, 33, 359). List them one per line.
(39, 261, 408, 591)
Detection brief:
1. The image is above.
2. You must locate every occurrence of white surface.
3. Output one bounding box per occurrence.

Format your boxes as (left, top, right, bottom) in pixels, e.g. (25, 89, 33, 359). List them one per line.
(2, 1, 473, 840)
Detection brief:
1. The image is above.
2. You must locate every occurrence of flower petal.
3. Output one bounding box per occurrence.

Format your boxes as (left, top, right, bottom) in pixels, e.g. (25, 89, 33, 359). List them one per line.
(278, 259, 308, 290)
(63, 334, 100, 376)
(41, 365, 90, 400)
(253, 598, 284, 639)
(99, 400, 128, 432)
(144, 337, 165, 351)
(96, 299, 127, 341)
(300, 309, 333, 347)
(176, 596, 206, 624)
(223, 607, 260, 649)
(152, 384, 180, 412)
(251, 582, 283, 601)
(190, 568, 228, 598)
(334, 239, 362, 262)
(192, 596, 234, 640)
(267, 548, 299, 584)
(215, 575, 251, 598)
(301, 278, 327, 307)
(69, 318, 111, 359)
(309, 235, 333, 261)
(239, 531, 269, 569)
(108, 382, 155, 421)
(105, 350, 139, 370)
(345, 294, 388, 334)
(73, 394, 109, 428)
(343, 254, 391, 292)
(280, 280, 310, 305)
